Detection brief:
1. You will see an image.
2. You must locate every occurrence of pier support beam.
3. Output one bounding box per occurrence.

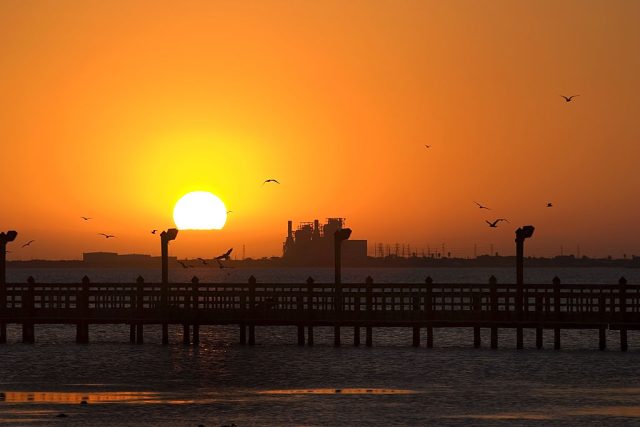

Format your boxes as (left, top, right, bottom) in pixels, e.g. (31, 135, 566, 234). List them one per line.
(297, 325, 304, 346)
(620, 329, 628, 352)
(307, 326, 314, 346)
(129, 324, 135, 343)
(554, 328, 560, 350)
(0, 325, 5, 344)
(22, 323, 34, 343)
(536, 327, 543, 349)
(490, 327, 498, 349)
(427, 326, 434, 348)
(136, 324, 144, 344)
(365, 326, 372, 347)
(193, 324, 200, 345)
(516, 328, 523, 350)
(76, 323, 89, 344)
(599, 327, 606, 351)
(162, 324, 169, 345)
(183, 324, 190, 345)
(354, 327, 360, 346)
(473, 327, 481, 348)
(334, 326, 341, 346)
(412, 326, 420, 347)
(1, 231, 18, 345)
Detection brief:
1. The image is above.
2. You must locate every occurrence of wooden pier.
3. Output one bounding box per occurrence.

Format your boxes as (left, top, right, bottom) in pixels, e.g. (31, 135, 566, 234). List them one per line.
(1, 275, 639, 350)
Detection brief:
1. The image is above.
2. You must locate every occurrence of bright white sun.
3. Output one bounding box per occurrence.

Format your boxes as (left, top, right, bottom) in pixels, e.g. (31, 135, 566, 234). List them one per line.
(173, 191, 227, 230)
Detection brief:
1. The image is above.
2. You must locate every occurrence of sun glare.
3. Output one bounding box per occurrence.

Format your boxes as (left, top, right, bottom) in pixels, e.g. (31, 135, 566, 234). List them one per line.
(173, 191, 227, 230)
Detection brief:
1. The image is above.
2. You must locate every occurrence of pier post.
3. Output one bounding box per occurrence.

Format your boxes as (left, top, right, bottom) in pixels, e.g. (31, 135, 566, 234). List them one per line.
(0, 231, 17, 344)
(136, 276, 144, 344)
(160, 229, 178, 346)
(240, 324, 246, 345)
(599, 327, 607, 351)
(183, 324, 190, 345)
(490, 276, 498, 349)
(619, 277, 628, 351)
(473, 294, 481, 348)
(76, 276, 90, 344)
(425, 277, 433, 348)
(599, 290, 607, 351)
(515, 226, 534, 350)
(535, 295, 543, 349)
(412, 291, 420, 347)
(354, 327, 360, 346)
(297, 281, 304, 346)
(307, 277, 314, 346)
(248, 276, 256, 345)
(191, 276, 200, 345)
(553, 276, 561, 350)
(22, 276, 35, 343)
(365, 277, 373, 347)
(412, 326, 420, 347)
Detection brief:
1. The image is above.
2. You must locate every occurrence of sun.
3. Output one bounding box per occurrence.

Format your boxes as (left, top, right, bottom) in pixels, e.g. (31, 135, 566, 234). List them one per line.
(173, 191, 227, 230)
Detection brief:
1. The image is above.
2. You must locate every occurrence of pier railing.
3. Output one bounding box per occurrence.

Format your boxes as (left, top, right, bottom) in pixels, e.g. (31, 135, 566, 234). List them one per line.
(1, 275, 638, 349)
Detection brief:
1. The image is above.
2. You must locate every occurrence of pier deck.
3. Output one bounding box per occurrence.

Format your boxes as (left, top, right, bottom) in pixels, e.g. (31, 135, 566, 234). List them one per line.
(1, 275, 639, 350)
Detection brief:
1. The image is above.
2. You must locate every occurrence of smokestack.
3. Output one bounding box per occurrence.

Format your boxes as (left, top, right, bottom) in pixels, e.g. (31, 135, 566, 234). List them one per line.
(288, 220, 293, 239)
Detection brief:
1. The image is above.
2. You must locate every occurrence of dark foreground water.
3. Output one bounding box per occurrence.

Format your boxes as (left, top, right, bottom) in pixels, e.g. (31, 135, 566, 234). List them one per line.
(2, 267, 640, 426)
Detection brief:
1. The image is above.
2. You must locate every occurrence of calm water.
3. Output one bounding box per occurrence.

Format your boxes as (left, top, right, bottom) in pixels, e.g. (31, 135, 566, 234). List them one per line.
(2, 267, 640, 426)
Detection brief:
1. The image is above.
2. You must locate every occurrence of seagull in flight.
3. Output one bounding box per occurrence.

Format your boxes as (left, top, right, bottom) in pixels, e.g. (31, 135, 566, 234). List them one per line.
(214, 248, 233, 261)
(22, 240, 35, 248)
(474, 201, 491, 210)
(197, 257, 208, 265)
(178, 261, 190, 269)
(561, 95, 579, 102)
(263, 179, 280, 185)
(546, 202, 553, 208)
(424, 145, 431, 149)
(98, 233, 116, 239)
(216, 259, 234, 269)
(227, 210, 233, 214)
(81, 216, 92, 221)
(151, 229, 158, 234)
(486, 219, 509, 228)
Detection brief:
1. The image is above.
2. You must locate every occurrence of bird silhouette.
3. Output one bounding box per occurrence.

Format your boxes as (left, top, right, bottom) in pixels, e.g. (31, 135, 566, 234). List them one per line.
(178, 261, 190, 269)
(546, 202, 553, 208)
(474, 201, 491, 210)
(227, 210, 233, 214)
(263, 179, 280, 185)
(216, 259, 234, 269)
(151, 229, 158, 234)
(486, 219, 509, 228)
(214, 248, 233, 261)
(81, 216, 92, 221)
(424, 145, 431, 149)
(22, 240, 35, 248)
(98, 233, 116, 239)
(561, 95, 579, 102)
(197, 257, 208, 265)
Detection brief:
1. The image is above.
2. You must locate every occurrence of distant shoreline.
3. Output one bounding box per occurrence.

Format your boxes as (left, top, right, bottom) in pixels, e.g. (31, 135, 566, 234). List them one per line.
(6, 255, 640, 269)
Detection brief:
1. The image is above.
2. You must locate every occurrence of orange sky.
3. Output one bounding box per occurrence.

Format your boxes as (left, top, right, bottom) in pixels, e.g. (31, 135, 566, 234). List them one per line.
(1, 1, 639, 260)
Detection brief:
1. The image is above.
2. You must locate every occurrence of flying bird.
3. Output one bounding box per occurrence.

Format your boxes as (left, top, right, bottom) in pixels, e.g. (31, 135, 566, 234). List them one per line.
(98, 233, 116, 239)
(227, 210, 233, 214)
(178, 261, 190, 269)
(22, 240, 35, 248)
(216, 259, 234, 269)
(151, 229, 158, 234)
(486, 219, 509, 228)
(561, 95, 579, 102)
(197, 257, 208, 265)
(263, 179, 280, 185)
(81, 217, 92, 221)
(424, 145, 431, 149)
(474, 201, 491, 210)
(214, 248, 233, 261)
(546, 202, 553, 208)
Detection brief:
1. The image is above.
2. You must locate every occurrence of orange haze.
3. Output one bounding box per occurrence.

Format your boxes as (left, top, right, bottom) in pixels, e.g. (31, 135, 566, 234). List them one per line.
(1, 1, 639, 260)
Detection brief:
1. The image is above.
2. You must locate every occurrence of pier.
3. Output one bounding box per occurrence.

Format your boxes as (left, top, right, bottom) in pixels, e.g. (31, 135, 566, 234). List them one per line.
(1, 275, 639, 350)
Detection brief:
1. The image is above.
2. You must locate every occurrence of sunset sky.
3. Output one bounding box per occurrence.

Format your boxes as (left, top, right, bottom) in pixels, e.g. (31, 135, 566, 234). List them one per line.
(1, 1, 639, 260)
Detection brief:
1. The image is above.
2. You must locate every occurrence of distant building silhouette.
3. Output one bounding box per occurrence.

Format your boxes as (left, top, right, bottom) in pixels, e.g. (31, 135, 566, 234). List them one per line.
(282, 218, 367, 266)
(82, 252, 176, 266)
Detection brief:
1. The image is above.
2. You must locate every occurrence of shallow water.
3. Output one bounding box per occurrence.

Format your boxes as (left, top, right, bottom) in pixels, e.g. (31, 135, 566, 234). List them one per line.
(2, 267, 640, 426)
